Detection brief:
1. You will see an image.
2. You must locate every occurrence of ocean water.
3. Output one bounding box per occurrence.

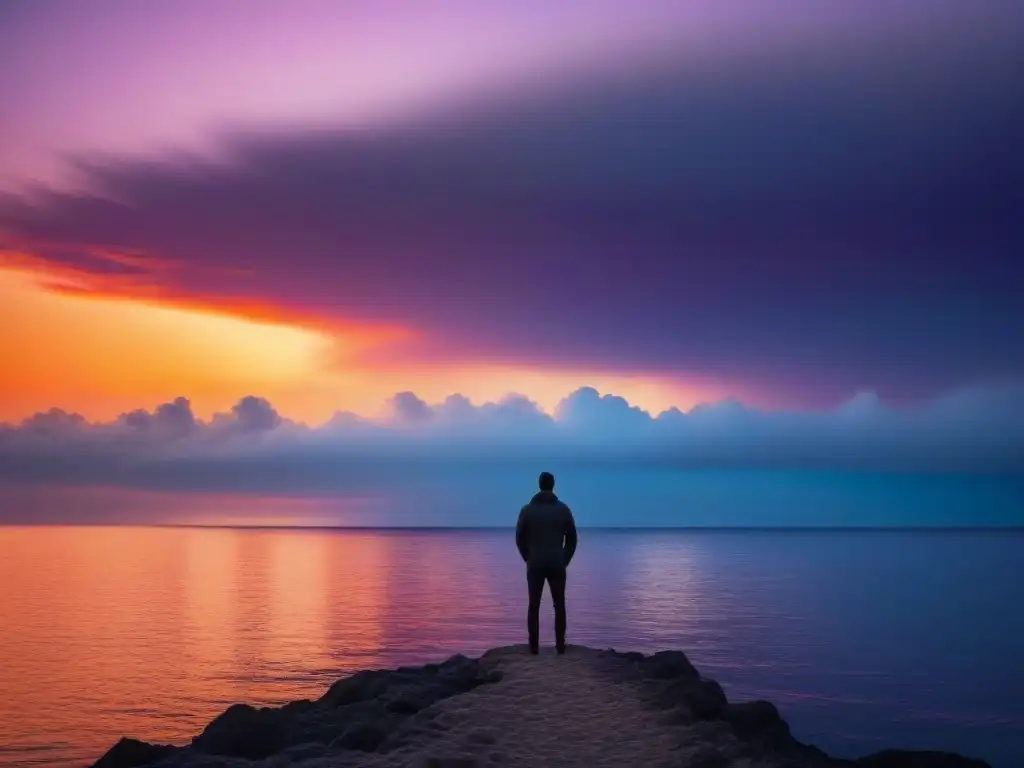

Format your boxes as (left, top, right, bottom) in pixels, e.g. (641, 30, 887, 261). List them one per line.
(0, 526, 1022, 767)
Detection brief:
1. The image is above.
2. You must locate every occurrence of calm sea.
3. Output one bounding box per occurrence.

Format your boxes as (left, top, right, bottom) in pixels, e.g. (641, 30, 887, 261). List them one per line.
(0, 526, 1021, 767)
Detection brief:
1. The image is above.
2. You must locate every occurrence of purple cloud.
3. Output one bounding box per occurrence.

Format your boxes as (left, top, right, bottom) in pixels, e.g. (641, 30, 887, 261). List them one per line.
(224, 395, 282, 433)
(0, 2, 1021, 405)
(388, 392, 434, 425)
(118, 397, 197, 439)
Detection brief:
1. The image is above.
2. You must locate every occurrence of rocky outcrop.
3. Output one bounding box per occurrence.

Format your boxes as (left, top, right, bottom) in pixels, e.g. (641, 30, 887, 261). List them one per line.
(598, 647, 990, 768)
(90, 646, 992, 768)
(91, 738, 177, 768)
(91, 652, 499, 768)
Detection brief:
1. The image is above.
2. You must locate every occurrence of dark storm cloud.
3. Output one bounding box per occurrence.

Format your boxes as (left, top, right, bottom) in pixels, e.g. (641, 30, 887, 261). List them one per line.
(1, 17, 1022, 404)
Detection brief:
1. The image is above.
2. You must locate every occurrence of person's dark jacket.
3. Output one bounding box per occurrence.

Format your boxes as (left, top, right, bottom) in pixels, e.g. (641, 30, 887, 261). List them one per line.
(515, 491, 578, 569)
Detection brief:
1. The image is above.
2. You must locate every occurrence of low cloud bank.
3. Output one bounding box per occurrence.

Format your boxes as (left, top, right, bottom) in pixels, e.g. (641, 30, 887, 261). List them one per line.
(1, 387, 1023, 494)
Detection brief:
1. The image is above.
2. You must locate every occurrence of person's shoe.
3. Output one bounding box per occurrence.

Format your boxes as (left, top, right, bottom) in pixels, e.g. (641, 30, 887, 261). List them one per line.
(529, 644, 539, 655)
(556, 644, 566, 655)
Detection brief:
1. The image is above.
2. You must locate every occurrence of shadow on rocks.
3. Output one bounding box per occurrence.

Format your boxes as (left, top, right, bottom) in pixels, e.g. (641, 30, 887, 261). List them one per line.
(597, 647, 991, 768)
(91, 738, 176, 768)
(89, 653, 502, 768)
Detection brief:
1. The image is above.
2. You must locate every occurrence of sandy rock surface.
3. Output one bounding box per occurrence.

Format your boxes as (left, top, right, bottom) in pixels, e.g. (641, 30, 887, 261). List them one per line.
(92, 645, 990, 768)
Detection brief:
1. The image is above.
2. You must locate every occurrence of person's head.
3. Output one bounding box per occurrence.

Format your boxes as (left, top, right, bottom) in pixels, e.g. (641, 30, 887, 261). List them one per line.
(538, 471, 555, 492)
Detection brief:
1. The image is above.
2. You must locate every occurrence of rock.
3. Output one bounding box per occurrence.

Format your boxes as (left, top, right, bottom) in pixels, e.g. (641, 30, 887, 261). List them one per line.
(600, 648, 645, 663)
(656, 677, 728, 720)
(319, 669, 390, 707)
(294, 698, 389, 745)
(191, 703, 288, 759)
(436, 656, 484, 691)
(686, 746, 731, 768)
(466, 727, 498, 745)
(381, 659, 492, 717)
(723, 700, 792, 749)
(91, 737, 177, 768)
(386, 695, 426, 714)
(279, 742, 328, 761)
(855, 750, 992, 768)
(691, 679, 728, 720)
(419, 756, 478, 767)
(641, 650, 699, 681)
(87, 645, 993, 768)
(279, 699, 314, 716)
(330, 719, 391, 751)
(724, 700, 781, 731)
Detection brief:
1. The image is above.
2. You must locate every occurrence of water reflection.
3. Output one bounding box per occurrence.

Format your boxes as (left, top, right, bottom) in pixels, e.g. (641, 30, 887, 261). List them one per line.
(321, 532, 389, 670)
(268, 533, 328, 668)
(0, 526, 1021, 768)
(617, 535, 702, 649)
(185, 529, 238, 690)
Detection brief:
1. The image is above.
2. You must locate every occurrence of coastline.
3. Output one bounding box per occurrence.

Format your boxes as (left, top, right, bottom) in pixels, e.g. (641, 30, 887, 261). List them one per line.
(92, 645, 991, 768)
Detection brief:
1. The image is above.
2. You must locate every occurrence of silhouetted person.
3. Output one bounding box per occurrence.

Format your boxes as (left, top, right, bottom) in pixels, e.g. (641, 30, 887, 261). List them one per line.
(516, 471, 578, 654)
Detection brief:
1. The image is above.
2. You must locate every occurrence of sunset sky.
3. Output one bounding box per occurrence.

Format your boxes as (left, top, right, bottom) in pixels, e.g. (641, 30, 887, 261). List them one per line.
(0, 0, 1022, 528)
(0, 1, 1021, 434)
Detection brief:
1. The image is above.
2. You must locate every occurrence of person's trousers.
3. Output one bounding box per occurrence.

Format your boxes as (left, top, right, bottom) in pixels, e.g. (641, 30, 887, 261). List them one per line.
(527, 566, 567, 651)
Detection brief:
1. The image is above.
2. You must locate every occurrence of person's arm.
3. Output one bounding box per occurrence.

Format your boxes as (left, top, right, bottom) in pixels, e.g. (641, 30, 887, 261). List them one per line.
(515, 507, 529, 563)
(562, 506, 578, 567)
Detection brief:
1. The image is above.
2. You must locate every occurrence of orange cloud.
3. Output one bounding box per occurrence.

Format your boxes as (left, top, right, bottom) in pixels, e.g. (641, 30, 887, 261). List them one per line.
(0, 266, 342, 421)
(0, 245, 408, 340)
(0, 259, 725, 425)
